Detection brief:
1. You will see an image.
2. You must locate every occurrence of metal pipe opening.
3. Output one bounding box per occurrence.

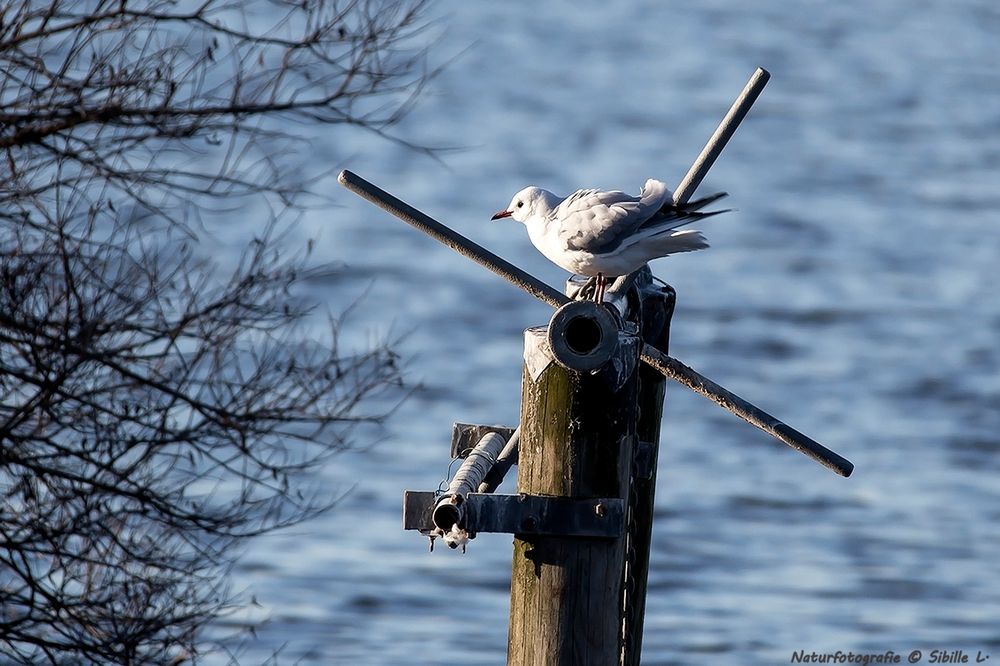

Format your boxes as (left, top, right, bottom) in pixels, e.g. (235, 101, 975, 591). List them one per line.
(432, 495, 463, 532)
(547, 300, 620, 372)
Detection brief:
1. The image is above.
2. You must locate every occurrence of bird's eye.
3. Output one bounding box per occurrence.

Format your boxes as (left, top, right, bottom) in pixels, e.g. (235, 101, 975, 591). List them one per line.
(516, 201, 523, 208)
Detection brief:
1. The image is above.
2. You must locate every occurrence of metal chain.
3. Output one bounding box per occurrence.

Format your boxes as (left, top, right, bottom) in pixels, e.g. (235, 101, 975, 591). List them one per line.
(620, 390, 643, 665)
(620, 276, 650, 665)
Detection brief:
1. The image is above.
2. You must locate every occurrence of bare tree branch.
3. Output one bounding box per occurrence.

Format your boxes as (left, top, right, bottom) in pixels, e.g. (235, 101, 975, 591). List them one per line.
(1, 0, 431, 661)
(2, 0, 433, 223)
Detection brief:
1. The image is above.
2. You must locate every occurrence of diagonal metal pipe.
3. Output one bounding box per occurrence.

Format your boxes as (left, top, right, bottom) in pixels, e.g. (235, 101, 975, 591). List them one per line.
(338, 169, 852, 477)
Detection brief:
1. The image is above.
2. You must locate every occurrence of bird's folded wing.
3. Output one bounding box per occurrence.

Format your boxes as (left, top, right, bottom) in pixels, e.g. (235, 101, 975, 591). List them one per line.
(558, 179, 671, 254)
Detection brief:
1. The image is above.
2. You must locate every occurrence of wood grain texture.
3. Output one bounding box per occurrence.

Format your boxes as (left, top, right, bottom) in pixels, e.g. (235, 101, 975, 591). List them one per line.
(508, 328, 641, 666)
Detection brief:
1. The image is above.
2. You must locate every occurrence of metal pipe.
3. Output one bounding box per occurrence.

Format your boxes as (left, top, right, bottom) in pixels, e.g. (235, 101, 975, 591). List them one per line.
(338, 170, 568, 310)
(338, 170, 852, 477)
(547, 300, 621, 372)
(638, 346, 853, 477)
(672, 67, 770, 205)
(478, 428, 519, 493)
(432, 431, 508, 532)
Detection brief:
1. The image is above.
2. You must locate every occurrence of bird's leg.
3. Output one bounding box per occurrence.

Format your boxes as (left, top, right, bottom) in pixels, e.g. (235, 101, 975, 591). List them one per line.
(593, 273, 606, 304)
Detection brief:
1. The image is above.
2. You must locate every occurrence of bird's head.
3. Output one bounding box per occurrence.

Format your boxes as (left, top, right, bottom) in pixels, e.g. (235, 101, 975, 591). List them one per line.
(491, 186, 559, 224)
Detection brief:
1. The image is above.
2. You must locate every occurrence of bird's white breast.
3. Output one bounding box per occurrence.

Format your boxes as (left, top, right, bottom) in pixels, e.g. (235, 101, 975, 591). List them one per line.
(526, 218, 605, 276)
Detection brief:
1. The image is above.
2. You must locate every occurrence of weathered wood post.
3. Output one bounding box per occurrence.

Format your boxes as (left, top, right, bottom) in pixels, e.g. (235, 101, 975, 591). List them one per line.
(508, 301, 642, 665)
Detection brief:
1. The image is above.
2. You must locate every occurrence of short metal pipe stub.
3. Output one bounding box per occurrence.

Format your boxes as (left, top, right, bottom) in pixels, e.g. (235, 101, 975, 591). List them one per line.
(432, 493, 464, 532)
(547, 300, 620, 372)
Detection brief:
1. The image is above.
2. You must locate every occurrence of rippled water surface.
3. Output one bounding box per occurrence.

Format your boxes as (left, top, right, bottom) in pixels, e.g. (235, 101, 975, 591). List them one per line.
(223, 1, 1000, 663)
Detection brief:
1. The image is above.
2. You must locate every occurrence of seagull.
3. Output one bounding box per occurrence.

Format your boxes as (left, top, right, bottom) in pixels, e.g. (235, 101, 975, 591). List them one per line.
(491, 179, 728, 303)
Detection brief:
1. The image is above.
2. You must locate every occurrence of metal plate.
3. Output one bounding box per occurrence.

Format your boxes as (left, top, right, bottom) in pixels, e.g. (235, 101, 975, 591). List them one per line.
(450, 422, 516, 459)
(403, 491, 624, 538)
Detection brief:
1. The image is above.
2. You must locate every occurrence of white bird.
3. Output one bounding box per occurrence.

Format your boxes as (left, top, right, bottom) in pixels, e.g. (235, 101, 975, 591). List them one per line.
(491, 179, 728, 302)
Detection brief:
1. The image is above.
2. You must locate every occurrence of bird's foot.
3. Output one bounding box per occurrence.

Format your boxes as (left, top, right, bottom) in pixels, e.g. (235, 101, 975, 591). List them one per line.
(592, 273, 607, 304)
(576, 274, 608, 303)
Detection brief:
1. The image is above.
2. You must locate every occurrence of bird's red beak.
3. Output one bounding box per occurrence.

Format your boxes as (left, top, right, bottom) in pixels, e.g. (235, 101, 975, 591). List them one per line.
(491, 209, 513, 220)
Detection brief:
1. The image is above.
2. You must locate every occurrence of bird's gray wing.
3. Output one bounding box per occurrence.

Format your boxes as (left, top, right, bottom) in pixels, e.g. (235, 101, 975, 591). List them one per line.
(557, 180, 669, 254)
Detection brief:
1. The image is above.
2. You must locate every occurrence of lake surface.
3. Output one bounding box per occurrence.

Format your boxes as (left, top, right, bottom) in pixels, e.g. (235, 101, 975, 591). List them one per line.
(221, 1, 1000, 663)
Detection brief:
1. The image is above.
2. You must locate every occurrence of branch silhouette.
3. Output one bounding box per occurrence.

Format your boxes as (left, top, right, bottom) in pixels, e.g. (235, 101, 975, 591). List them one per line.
(1, 0, 431, 662)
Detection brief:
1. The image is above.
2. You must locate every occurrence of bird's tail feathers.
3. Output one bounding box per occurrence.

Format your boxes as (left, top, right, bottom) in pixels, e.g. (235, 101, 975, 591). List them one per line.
(644, 183, 729, 218)
(638, 205, 729, 237)
(648, 229, 709, 255)
(672, 191, 728, 213)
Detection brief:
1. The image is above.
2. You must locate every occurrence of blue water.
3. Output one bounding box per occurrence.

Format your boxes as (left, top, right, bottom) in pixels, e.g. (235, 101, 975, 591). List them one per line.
(222, 1, 1000, 663)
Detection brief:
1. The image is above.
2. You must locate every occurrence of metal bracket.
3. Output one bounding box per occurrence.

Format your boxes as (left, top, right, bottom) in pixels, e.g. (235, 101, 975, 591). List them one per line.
(450, 422, 516, 459)
(403, 491, 624, 538)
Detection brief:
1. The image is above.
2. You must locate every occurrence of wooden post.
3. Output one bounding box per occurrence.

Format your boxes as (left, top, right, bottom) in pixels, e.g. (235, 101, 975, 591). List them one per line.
(508, 325, 641, 666)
